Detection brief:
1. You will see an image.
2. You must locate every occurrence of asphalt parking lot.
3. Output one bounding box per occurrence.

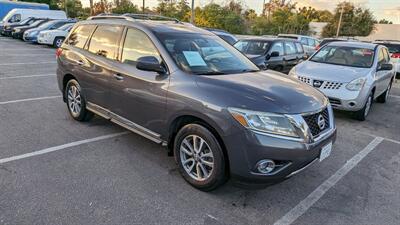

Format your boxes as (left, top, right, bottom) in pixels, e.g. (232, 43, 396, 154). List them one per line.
(0, 36, 399, 225)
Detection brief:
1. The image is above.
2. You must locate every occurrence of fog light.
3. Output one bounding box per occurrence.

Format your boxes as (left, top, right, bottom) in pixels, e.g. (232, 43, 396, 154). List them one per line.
(256, 159, 276, 174)
(349, 102, 356, 107)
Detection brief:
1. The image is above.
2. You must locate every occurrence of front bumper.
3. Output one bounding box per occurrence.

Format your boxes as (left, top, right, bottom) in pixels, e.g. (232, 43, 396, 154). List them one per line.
(223, 107, 337, 185)
(320, 88, 368, 111)
(38, 36, 52, 45)
(23, 35, 38, 42)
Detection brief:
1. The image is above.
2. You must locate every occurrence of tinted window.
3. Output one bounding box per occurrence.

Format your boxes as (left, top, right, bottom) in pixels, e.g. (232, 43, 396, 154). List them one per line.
(121, 28, 161, 65)
(270, 42, 284, 56)
(307, 38, 316, 47)
(218, 35, 238, 45)
(88, 25, 123, 60)
(300, 37, 308, 45)
(51, 22, 68, 30)
(284, 41, 296, 55)
(295, 42, 304, 53)
(234, 40, 270, 55)
(379, 43, 400, 53)
(311, 46, 375, 68)
(67, 25, 95, 49)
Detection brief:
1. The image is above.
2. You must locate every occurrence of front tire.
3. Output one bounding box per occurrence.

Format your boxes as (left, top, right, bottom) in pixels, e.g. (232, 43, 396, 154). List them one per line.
(353, 92, 373, 121)
(377, 81, 392, 103)
(53, 37, 65, 48)
(174, 124, 227, 191)
(65, 79, 93, 121)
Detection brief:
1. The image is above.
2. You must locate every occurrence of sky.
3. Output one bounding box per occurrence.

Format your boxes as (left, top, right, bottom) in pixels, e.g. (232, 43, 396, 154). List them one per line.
(82, 0, 400, 24)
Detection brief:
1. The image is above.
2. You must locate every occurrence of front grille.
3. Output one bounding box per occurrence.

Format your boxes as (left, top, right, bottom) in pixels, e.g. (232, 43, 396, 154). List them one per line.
(322, 81, 343, 89)
(328, 97, 341, 106)
(302, 108, 330, 137)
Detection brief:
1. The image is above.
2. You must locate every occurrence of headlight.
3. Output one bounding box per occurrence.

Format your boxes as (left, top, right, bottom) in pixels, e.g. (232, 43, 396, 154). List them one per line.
(228, 108, 299, 137)
(289, 67, 297, 77)
(346, 77, 366, 91)
(28, 31, 38, 36)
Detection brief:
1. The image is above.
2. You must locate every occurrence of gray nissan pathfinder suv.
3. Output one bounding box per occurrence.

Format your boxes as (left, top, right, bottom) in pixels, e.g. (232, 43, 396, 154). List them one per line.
(56, 15, 336, 191)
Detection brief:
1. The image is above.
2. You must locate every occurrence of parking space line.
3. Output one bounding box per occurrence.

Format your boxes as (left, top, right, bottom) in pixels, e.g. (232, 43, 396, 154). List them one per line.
(0, 96, 62, 105)
(0, 74, 54, 80)
(0, 132, 129, 164)
(358, 131, 400, 145)
(389, 95, 400, 99)
(272, 137, 384, 225)
(0, 62, 56, 66)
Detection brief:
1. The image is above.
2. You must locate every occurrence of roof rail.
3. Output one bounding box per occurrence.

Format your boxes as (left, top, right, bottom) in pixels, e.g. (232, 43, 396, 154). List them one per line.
(122, 13, 181, 23)
(87, 14, 181, 23)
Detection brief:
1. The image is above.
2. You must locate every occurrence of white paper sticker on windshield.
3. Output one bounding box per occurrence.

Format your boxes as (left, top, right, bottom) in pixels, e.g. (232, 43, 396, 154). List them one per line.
(183, 51, 207, 66)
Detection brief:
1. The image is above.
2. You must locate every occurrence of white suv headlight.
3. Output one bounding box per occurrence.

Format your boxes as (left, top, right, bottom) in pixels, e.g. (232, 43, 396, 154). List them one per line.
(346, 77, 366, 91)
(228, 108, 299, 137)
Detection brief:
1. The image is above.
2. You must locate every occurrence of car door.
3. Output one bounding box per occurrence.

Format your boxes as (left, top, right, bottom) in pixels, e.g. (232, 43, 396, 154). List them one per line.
(283, 41, 298, 73)
(266, 41, 285, 72)
(375, 47, 392, 96)
(109, 27, 169, 134)
(295, 42, 305, 62)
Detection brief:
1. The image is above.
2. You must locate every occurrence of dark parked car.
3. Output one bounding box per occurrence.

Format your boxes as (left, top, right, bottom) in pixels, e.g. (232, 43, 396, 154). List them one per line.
(234, 37, 306, 73)
(11, 19, 50, 39)
(56, 16, 336, 191)
(204, 28, 238, 45)
(1, 17, 38, 36)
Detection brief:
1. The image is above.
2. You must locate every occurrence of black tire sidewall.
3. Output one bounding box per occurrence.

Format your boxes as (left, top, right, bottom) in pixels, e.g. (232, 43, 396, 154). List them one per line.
(174, 124, 226, 191)
(65, 79, 89, 121)
(53, 37, 64, 48)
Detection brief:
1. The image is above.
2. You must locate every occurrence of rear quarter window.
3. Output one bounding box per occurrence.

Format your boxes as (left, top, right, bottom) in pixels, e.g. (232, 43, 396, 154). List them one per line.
(67, 25, 96, 49)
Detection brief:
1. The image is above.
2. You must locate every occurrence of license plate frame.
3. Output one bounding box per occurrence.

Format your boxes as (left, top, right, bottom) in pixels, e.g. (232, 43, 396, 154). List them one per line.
(319, 142, 332, 162)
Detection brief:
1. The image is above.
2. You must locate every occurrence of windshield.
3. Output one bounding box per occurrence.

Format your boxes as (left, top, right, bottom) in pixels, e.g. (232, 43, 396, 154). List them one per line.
(18, 18, 31, 25)
(158, 33, 259, 75)
(58, 23, 73, 31)
(27, 20, 43, 27)
(310, 45, 375, 68)
(234, 40, 270, 55)
(37, 21, 56, 29)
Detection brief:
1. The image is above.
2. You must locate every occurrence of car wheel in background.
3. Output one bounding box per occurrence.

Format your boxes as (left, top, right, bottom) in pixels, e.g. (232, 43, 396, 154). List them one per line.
(65, 79, 93, 122)
(174, 124, 227, 191)
(354, 92, 373, 121)
(377, 81, 392, 103)
(53, 37, 65, 48)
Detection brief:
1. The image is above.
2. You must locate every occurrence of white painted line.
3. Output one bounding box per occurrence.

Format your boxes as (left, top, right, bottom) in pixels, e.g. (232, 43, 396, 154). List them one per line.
(0, 96, 61, 105)
(272, 137, 384, 225)
(359, 131, 400, 145)
(0, 62, 56, 66)
(389, 95, 400, 99)
(0, 132, 129, 164)
(0, 74, 54, 80)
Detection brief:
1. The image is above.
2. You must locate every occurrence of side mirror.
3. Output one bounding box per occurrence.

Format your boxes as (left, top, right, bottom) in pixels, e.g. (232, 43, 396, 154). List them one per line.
(136, 56, 166, 74)
(270, 51, 280, 57)
(377, 63, 393, 71)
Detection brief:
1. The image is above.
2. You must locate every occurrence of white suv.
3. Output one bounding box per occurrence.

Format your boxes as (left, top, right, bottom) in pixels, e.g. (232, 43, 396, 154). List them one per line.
(38, 23, 74, 48)
(290, 41, 395, 121)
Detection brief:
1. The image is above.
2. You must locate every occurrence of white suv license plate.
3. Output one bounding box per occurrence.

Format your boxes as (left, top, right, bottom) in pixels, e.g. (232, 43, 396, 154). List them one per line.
(319, 142, 332, 162)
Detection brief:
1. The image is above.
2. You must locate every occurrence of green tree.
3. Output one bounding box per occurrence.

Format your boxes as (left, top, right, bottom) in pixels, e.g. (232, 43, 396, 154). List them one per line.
(322, 2, 375, 37)
(112, 0, 139, 14)
(155, 0, 190, 21)
(378, 19, 393, 24)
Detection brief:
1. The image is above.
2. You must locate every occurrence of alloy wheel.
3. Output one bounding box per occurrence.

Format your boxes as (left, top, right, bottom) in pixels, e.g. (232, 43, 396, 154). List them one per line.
(179, 135, 214, 181)
(67, 85, 82, 117)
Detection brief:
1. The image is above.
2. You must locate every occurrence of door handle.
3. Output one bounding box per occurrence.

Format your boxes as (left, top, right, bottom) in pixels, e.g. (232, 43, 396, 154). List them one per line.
(76, 60, 84, 66)
(113, 73, 124, 81)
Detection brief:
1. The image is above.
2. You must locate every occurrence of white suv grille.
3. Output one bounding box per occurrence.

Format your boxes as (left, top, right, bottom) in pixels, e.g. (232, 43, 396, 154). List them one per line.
(298, 76, 311, 85)
(322, 81, 343, 89)
(298, 76, 343, 90)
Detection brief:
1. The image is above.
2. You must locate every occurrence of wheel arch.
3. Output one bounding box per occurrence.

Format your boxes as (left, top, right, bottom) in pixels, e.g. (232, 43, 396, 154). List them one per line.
(167, 114, 230, 177)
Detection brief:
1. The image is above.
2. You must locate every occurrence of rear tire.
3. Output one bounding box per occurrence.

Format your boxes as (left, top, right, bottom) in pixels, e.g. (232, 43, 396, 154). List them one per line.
(65, 79, 93, 122)
(53, 37, 65, 48)
(377, 81, 392, 103)
(174, 124, 227, 191)
(353, 92, 373, 121)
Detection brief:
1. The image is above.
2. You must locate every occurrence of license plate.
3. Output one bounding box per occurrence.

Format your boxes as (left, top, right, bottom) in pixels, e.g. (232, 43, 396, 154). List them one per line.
(319, 142, 332, 162)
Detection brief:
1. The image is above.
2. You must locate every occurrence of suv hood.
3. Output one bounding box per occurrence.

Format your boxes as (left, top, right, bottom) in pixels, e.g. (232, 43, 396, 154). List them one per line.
(195, 70, 327, 114)
(296, 61, 372, 83)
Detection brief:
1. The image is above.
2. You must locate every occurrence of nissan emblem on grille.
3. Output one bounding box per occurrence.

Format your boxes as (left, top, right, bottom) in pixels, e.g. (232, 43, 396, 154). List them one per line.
(317, 114, 326, 130)
(313, 80, 323, 88)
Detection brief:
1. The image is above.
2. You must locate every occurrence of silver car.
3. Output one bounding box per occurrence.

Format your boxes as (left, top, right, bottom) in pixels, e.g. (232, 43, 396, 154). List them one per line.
(290, 42, 395, 121)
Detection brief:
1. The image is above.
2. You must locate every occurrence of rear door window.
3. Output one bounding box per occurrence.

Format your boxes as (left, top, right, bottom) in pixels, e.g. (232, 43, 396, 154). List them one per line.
(67, 25, 96, 49)
(270, 42, 284, 56)
(88, 25, 123, 60)
(295, 42, 304, 53)
(121, 28, 161, 65)
(307, 38, 316, 47)
(284, 41, 297, 55)
(300, 37, 308, 45)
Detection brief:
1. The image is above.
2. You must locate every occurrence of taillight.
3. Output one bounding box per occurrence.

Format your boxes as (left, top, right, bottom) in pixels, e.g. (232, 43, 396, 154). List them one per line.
(391, 53, 400, 58)
(56, 48, 63, 58)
